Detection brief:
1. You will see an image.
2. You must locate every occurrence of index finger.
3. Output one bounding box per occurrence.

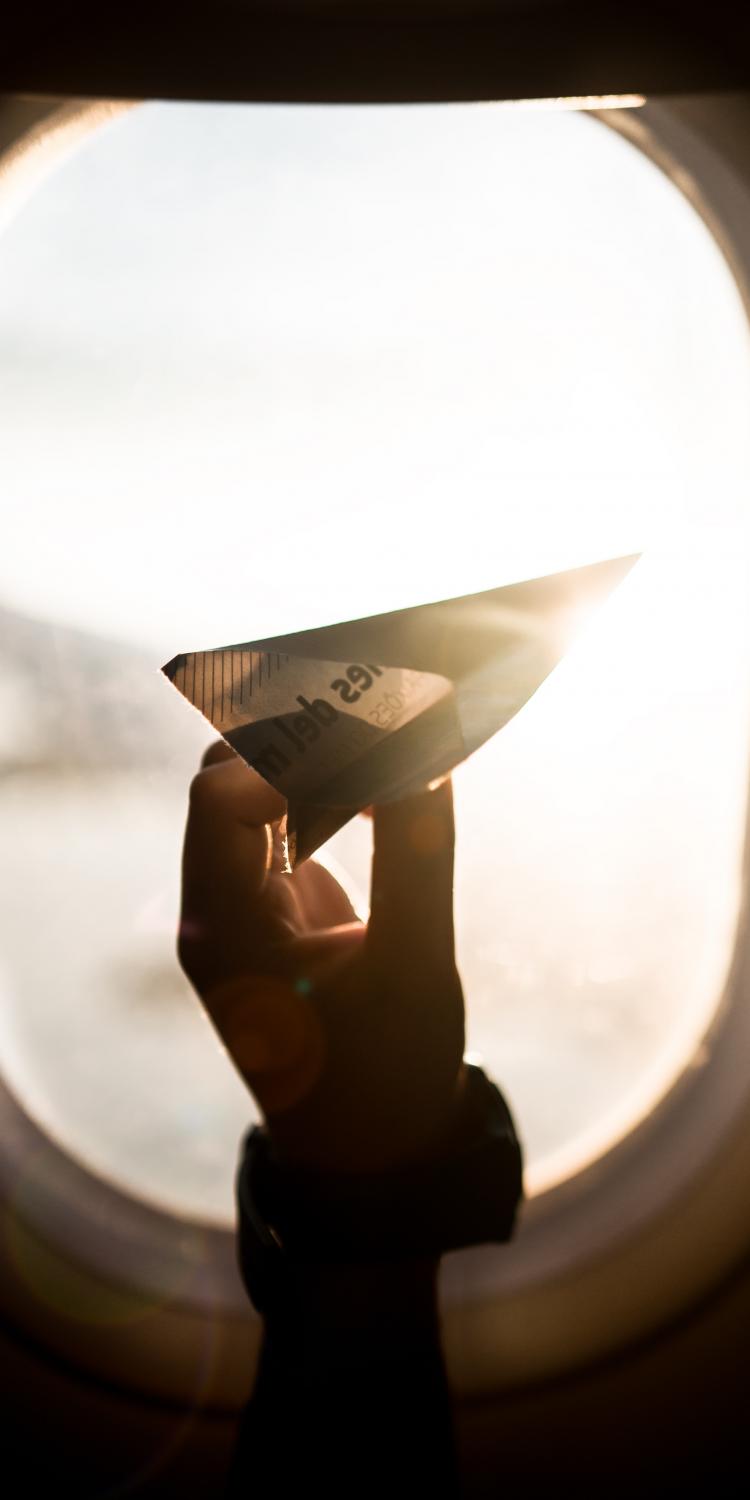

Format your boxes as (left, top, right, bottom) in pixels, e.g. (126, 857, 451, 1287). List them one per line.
(189, 752, 287, 836)
(179, 754, 288, 981)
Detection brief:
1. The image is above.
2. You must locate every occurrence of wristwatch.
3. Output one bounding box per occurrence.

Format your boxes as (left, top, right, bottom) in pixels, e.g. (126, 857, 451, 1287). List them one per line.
(236, 1062, 523, 1317)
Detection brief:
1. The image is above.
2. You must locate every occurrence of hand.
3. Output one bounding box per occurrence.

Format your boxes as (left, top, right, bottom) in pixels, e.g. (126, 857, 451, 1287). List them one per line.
(178, 742, 465, 1174)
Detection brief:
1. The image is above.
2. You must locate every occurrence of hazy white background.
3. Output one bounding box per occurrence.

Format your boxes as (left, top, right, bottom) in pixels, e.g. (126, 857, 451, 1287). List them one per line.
(1, 101, 749, 1219)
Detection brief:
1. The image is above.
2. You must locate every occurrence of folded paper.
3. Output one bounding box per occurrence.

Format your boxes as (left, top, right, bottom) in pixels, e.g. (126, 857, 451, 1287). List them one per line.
(163, 555, 638, 865)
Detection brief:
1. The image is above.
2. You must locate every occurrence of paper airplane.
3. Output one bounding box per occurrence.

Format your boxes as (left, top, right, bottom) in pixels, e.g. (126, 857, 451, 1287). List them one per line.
(163, 555, 638, 865)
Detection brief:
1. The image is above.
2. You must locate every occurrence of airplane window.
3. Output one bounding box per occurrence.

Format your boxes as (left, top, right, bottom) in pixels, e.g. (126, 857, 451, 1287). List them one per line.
(1, 101, 749, 1225)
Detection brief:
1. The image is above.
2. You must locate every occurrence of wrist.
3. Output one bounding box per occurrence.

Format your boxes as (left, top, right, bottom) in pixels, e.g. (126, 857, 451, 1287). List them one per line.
(236, 1061, 523, 1376)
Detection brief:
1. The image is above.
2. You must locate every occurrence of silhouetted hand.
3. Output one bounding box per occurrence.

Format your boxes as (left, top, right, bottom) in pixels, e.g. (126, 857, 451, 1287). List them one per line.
(179, 741, 465, 1174)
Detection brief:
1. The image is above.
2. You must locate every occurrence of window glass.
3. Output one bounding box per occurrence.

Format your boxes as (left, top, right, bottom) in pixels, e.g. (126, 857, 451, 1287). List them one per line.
(1, 102, 749, 1220)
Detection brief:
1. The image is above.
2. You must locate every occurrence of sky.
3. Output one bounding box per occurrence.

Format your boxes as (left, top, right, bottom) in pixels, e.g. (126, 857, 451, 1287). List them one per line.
(1, 100, 749, 655)
(2, 100, 750, 1214)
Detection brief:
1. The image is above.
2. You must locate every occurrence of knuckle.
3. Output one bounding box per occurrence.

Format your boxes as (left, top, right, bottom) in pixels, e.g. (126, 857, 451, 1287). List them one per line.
(176, 922, 199, 979)
(177, 929, 213, 993)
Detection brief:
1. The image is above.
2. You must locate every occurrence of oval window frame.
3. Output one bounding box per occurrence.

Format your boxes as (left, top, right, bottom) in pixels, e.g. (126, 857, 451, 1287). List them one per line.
(1, 91, 749, 1407)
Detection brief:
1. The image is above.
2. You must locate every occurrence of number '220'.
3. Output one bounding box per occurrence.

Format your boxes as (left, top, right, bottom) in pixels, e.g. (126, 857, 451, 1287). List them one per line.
(369, 690, 407, 729)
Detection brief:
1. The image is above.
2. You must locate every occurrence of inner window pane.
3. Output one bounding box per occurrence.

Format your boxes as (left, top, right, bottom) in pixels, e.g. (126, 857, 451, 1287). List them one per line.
(0, 101, 748, 1221)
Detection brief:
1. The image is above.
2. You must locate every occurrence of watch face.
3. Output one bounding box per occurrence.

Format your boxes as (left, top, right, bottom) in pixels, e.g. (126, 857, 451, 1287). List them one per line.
(237, 1065, 522, 1272)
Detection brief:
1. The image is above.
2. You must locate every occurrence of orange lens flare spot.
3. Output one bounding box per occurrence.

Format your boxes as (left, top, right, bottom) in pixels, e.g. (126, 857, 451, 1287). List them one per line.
(209, 974, 326, 1116)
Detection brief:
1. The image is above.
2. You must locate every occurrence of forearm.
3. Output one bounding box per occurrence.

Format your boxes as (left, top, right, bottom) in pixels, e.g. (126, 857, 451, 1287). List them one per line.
(259, 1256, 442, 1371)
(228, 1260, 460, 1498)
(226, 1066, 522, 1496)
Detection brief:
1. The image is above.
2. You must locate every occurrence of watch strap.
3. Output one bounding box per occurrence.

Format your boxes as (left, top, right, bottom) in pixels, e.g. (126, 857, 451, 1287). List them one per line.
(236, 1063, 523, 1313)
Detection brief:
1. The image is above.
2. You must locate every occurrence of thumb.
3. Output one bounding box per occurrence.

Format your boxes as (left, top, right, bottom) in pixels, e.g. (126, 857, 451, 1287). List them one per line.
(367, 777, 456, 973)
